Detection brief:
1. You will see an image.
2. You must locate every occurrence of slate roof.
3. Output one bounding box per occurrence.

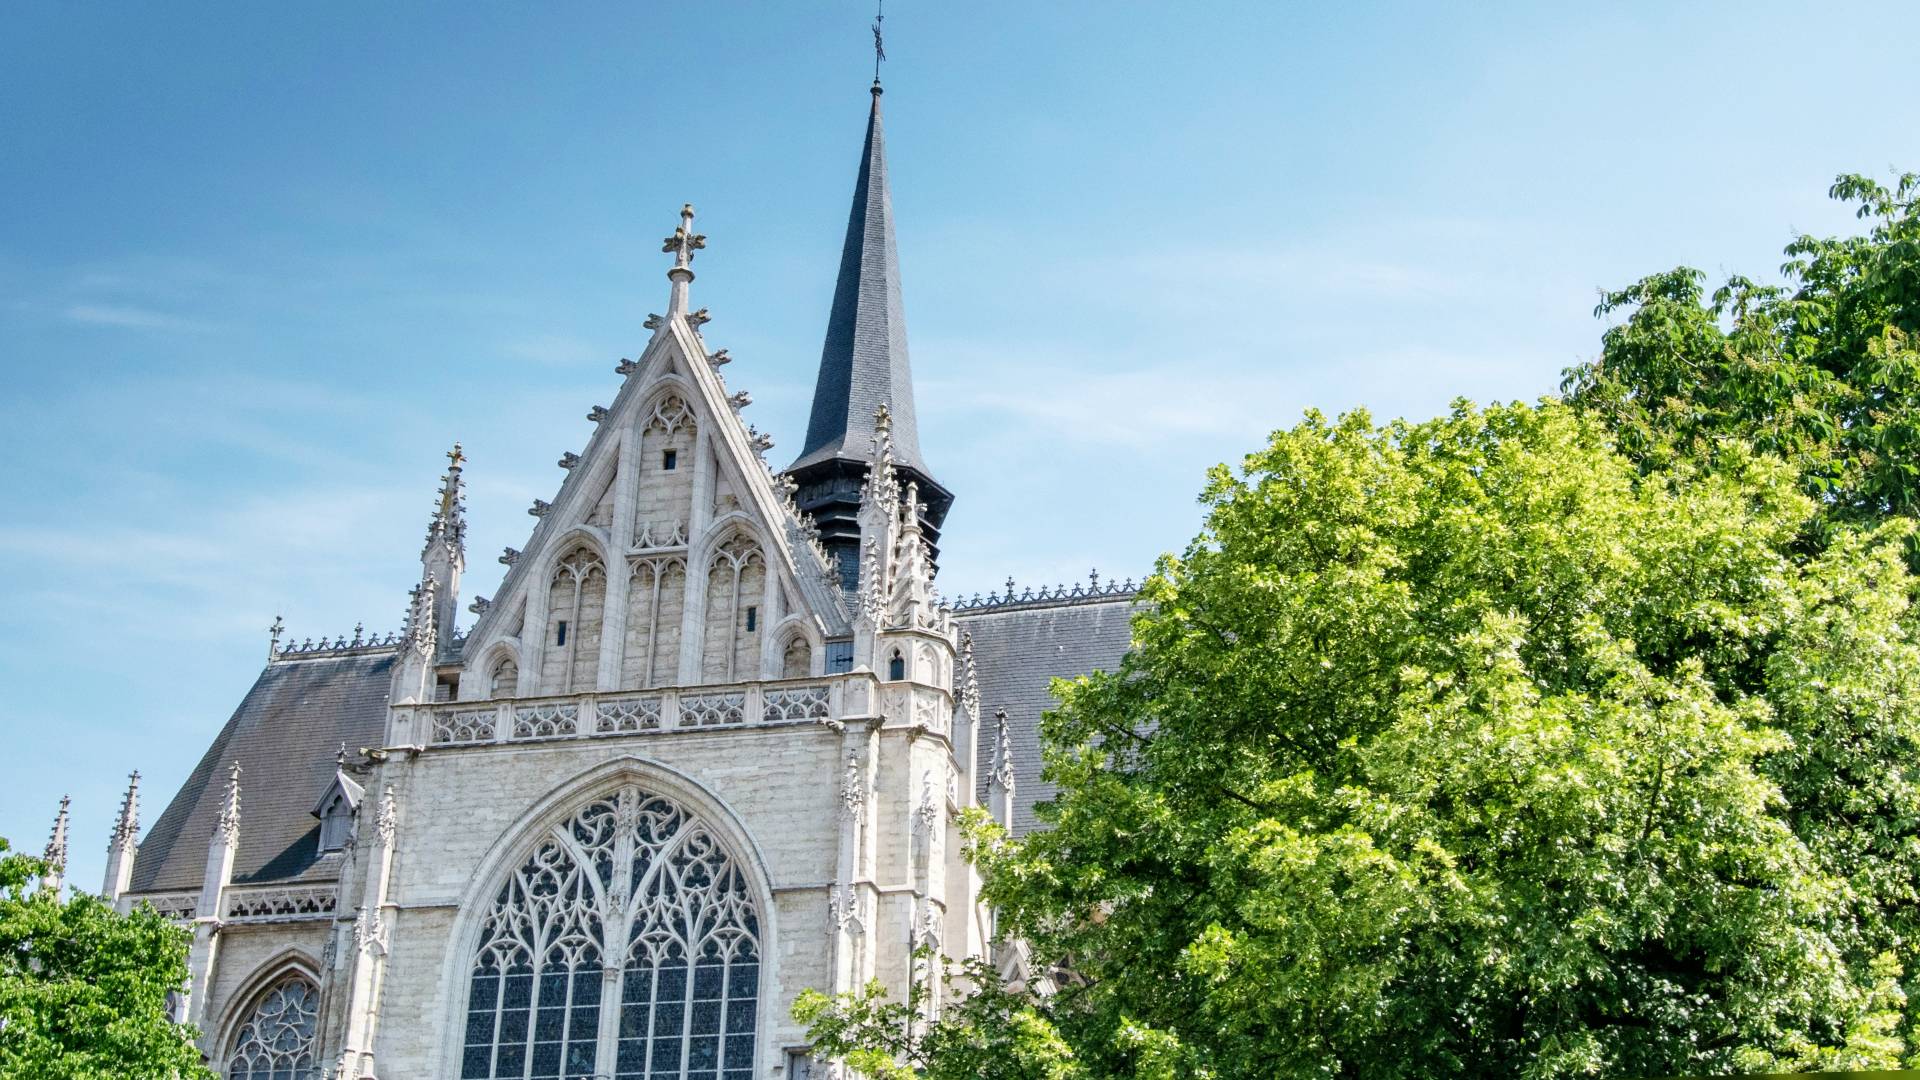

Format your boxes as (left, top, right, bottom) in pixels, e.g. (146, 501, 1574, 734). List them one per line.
(788, 86, 932, 479)
(129, 650, 393, 893)
(959, 595, 1139, 835)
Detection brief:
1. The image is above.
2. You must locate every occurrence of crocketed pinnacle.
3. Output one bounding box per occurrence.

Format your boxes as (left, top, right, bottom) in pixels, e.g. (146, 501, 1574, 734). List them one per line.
(43, 795, 69, 871)
(790, 84, 933, 479)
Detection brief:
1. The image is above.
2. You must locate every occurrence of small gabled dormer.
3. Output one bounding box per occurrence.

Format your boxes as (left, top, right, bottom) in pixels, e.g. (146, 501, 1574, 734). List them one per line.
(311, 764, 365, 854)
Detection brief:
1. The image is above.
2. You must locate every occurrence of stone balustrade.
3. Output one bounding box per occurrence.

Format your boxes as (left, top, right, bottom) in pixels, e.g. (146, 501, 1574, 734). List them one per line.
(423, 675, 867, 749)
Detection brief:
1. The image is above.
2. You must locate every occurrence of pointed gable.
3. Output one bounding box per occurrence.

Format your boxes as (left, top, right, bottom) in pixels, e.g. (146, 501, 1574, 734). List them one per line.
(460, 210, 846, 699)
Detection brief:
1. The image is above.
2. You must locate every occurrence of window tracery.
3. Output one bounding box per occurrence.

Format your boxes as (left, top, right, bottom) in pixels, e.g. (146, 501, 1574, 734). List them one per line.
(226, 976, 319, 1080)
(462, 786, 759, 1080)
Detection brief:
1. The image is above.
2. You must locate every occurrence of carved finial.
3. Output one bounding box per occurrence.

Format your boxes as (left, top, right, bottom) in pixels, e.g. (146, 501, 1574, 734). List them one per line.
(268, 615, 285, 659)
(110, 772, 141, 854)
(748, 426, 774, 454)
(425, 441, 468, 558)
(216, 762, 242, 845)
(991, 708, 1016, 791)
(336, 742, 348, 768)
(662, 203, 705, 269)
(43, 794, 70, 876)
(375, 786, 398, 846)
(959, 631, 979, 720)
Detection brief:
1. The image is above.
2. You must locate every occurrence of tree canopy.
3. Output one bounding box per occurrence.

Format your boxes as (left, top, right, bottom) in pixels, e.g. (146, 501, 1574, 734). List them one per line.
(1564, 172, 1920, 533)
(805, 401, 1920, 1078)
(799, 172, 1920, 1076)
(0, 840, 212, 1080)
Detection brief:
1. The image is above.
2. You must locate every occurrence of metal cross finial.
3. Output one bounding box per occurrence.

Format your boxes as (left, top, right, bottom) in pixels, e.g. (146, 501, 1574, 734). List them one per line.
(872, 0, 886, 85)
(446, 442, 464, 469)
(662, 203, 705, 270)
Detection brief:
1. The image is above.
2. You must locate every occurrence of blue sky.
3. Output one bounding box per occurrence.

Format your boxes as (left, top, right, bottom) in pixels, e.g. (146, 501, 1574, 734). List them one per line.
(3, 1, 1917, 893)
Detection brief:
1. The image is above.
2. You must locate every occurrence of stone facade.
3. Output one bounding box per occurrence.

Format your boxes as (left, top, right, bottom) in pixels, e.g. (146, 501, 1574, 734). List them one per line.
(94, 87, 1137, 1080)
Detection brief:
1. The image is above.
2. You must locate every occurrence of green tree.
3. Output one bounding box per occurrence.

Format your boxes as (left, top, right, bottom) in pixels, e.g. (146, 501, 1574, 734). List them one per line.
(802, 401, 1920, 1078)
(0, 838, 213, 1080)
(1564, 171, 1920, 534)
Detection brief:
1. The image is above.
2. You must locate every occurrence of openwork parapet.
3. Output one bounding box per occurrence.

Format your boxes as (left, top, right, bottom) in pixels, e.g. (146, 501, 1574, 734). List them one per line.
(427, 677, 850, 748)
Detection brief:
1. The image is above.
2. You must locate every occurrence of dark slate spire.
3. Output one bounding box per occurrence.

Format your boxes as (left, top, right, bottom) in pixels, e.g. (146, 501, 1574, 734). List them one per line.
(791, 84, 929, 477)
(788, 84, 951, 593)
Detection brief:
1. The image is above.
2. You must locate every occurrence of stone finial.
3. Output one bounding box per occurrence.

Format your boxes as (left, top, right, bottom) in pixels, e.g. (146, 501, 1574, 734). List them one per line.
(216, 762, 242, 846)
(110, 772, 141, 853)
(43, 795, 70, 884)
(959, 632, 980, 720)
(374, 786, 399, 847)
(990, 708, 1016, 792)
(661, 202, 705, 269)
(424, 442, 468, 558)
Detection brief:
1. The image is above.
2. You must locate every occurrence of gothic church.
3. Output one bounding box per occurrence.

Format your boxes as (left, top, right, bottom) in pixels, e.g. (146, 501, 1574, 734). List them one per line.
(69, 80, 1138, 1080)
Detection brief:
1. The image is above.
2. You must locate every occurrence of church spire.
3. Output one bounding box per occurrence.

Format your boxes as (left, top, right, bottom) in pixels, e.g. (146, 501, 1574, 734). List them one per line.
(787, 77, 952, 591)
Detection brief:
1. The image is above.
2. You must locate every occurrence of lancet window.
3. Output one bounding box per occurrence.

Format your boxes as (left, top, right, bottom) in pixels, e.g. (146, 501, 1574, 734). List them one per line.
(226, 975, 319, 1080)
(461, 786, 760, 1080)
(545, 546, 607, 693)
(702, 535, 764, 683)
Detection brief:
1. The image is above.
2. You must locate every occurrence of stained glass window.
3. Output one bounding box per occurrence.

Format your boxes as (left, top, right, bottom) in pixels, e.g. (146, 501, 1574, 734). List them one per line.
(227, 976, 319, 1080)
(463, 787, 759, 1080)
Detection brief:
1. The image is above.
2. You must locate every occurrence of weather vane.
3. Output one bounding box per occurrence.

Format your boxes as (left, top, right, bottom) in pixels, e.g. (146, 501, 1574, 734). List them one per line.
(872, 0, 886, 85)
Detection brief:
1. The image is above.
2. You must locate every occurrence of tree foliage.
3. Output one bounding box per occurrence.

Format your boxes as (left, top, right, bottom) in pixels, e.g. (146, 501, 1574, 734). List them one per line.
(0, 839, 212, 1080)
(804, 401, 1920, 1078)
(1564, 171, 1920, 533)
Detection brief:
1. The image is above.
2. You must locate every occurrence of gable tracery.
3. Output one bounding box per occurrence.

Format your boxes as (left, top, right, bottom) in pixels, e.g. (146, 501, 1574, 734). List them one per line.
(702, 533, 766, 683)
(542, 545, 608, 694)
(624, 555, 688, 690)
(461, 786, 760, 1080)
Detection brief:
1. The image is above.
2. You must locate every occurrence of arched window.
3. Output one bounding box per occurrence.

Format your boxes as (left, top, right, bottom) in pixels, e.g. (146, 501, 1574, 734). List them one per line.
(888, 650, 905, 681)
(227, 975, 319, 1080)
(462, 786, 760, 1080)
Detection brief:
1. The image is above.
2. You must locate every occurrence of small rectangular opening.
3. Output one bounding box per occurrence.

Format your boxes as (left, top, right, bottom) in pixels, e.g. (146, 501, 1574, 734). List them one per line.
(662, 449, 678, 471)
(556, 620, 569, 647)
(744, 606, 757, 632)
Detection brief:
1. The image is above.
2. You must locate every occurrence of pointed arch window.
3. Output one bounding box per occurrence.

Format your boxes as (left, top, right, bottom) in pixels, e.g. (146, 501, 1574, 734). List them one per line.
(226, 975, 319, 1080)
(462, 786, 760, 1080)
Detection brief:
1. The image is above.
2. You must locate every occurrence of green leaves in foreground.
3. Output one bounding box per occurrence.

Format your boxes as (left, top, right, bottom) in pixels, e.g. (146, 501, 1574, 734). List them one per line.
(799, 399, 1920, 1079)
(0, 839, 212, 1080)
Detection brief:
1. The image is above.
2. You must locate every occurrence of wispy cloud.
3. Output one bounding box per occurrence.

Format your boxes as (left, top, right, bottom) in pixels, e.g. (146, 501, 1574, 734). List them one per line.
(61, 302, 216, 333)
